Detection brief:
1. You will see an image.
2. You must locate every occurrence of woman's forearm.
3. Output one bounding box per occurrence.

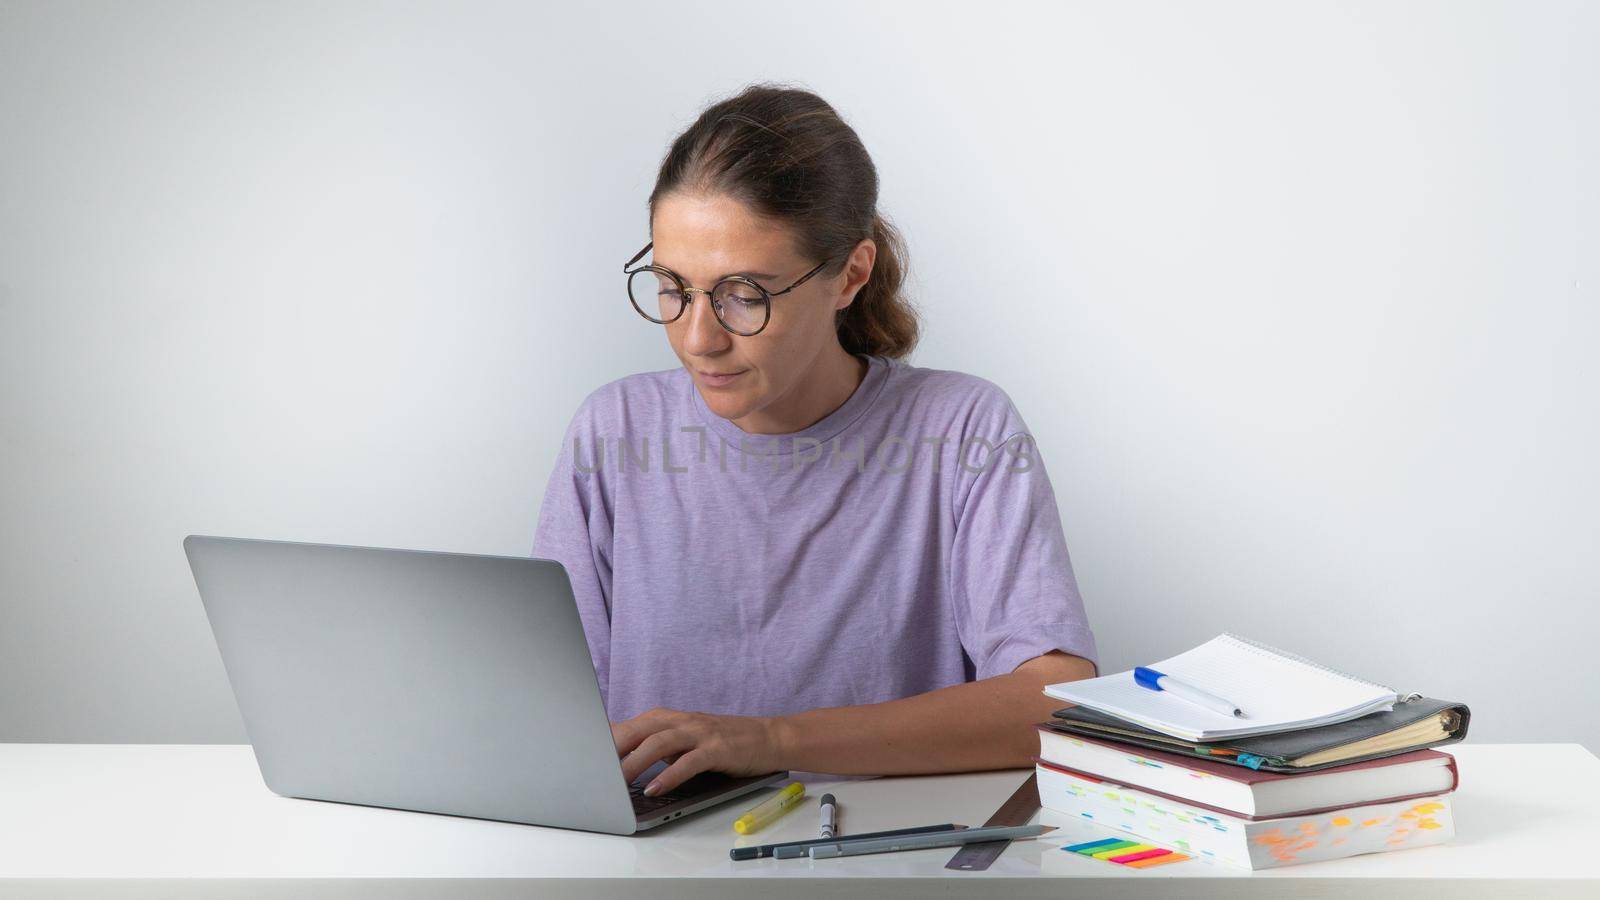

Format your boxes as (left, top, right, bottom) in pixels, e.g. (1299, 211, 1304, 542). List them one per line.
(766, 652, 1097, 775)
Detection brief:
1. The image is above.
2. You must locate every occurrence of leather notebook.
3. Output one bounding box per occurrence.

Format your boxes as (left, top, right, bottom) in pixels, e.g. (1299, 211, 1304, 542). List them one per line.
(1047, 695, 1470, 773)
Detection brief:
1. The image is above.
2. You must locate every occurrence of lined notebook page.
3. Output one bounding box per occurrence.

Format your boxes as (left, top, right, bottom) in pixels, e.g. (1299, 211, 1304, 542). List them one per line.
(1043, 634, 1400, 741)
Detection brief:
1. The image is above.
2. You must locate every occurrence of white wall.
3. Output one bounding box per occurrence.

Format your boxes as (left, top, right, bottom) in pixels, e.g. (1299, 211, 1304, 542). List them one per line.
(1, 0, 1594, 749)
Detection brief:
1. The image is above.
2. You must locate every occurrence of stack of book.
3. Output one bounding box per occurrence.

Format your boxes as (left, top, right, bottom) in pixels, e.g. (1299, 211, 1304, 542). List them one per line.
(1036, 633, 1471, 870)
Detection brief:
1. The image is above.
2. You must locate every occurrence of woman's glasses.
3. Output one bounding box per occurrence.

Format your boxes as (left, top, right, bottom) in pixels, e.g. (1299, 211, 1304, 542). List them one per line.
(622, 241, 833, 336)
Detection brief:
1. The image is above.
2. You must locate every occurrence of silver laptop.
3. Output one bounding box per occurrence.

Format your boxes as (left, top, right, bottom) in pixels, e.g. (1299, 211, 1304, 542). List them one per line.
(183, 534, 787, 834)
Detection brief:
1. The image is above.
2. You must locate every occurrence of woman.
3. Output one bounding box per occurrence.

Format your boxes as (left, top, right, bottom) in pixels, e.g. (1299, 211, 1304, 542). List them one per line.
(533, 83, 1098, 800)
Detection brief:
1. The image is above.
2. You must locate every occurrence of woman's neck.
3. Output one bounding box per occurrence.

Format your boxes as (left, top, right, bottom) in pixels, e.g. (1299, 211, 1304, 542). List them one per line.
(730, 345, 868, 435)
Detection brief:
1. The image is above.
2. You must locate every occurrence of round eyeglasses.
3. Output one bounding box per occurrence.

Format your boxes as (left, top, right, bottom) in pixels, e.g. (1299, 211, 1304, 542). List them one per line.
(622, 241, 834, 336)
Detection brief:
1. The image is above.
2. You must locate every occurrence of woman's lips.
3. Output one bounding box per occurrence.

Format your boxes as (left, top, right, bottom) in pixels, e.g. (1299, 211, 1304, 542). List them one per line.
(698, 369, 747, 387)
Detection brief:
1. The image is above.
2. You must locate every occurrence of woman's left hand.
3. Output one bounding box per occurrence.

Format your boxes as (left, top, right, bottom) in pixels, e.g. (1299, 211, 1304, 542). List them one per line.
(611, 707, 785, 796)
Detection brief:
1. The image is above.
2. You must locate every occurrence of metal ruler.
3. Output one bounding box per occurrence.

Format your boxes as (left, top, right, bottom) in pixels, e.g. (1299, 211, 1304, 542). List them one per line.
(944, 771, 1041, 871)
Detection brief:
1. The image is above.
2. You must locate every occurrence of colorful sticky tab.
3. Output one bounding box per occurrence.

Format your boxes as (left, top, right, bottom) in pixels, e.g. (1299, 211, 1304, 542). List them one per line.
(1093, 843, 1152, 859)
(1124, 851, 1191, 868)
(1109, 847, 1171, 864)
(1086, 841, 1142, 859)
(1064, 836, 1191, 869)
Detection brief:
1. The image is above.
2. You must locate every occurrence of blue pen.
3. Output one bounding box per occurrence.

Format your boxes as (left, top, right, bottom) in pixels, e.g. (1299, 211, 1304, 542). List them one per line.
(1133, 667, 1246, 718)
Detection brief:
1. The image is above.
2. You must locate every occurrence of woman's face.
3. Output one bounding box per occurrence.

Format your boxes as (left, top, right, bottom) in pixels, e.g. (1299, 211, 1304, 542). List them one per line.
(650, 192, 863, 427)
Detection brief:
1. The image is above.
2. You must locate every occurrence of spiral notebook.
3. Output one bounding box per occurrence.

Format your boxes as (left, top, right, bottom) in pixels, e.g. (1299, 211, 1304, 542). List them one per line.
(1042, 633, 1404, 742)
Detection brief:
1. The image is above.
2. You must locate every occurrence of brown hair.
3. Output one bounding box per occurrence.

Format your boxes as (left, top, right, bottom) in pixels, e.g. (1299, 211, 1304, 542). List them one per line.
(647, 82, 919, 359)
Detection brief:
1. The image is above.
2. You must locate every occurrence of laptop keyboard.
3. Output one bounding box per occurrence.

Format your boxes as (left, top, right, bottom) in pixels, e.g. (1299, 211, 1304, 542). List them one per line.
(629, 781, 692, 813)
(629, 771, 737, 816)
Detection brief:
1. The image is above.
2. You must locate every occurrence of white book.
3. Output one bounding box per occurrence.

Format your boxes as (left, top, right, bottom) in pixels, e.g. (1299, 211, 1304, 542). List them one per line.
(1037, 761, 1456, 870)
(1043, 633, 1402, 741)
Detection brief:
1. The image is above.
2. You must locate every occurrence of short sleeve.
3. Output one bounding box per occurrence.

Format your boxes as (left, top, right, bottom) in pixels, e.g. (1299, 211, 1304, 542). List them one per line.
(947, 397, 1099, 681)
(532, 399, 616, 708)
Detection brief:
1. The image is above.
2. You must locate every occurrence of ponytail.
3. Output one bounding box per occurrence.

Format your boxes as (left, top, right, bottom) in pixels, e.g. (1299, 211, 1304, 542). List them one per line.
(835, 212, 918, 358)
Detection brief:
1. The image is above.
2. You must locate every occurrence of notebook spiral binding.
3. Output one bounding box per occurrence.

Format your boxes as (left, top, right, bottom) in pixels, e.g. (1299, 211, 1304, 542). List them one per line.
(1219, 632, 1420, 702)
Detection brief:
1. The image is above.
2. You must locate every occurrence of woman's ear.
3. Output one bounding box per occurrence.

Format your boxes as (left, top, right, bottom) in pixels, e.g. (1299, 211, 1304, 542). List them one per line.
(835, 238, 877, 312)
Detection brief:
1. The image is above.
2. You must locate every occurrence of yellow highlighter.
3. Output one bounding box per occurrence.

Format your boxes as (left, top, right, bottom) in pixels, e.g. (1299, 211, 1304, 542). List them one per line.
(733, 782, 806, 834)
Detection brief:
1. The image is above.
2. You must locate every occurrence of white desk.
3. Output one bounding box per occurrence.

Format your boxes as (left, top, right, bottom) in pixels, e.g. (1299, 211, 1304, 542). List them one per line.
(0, 742, 1594, 898)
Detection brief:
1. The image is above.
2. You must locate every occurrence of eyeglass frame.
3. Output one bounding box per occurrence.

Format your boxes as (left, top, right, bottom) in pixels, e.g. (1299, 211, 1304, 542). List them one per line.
(622, 240, 835, 336)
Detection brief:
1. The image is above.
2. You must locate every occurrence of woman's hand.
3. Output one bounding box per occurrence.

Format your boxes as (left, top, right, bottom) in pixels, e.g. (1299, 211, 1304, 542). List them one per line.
(611, 707, 785, 796)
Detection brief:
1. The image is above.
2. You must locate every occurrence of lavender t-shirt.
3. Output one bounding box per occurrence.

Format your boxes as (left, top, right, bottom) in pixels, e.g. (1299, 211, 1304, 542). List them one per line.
(531, 353, 1099, 724)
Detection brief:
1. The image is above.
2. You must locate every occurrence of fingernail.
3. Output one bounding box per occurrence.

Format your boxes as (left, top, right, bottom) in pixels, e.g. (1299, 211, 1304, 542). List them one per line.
(643, 780, 661, 797)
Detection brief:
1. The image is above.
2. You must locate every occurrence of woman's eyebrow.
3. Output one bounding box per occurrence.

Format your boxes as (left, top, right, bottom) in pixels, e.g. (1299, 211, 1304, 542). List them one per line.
(656, 262, 779, 282)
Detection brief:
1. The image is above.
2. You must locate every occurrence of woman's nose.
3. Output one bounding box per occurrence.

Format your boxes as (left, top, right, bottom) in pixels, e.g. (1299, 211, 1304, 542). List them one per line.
(680, 290, 731, 355)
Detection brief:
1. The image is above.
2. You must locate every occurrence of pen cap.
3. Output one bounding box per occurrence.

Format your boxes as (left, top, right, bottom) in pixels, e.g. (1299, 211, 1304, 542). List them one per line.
(1133, 667, 1164, 689)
